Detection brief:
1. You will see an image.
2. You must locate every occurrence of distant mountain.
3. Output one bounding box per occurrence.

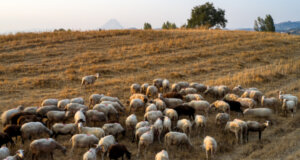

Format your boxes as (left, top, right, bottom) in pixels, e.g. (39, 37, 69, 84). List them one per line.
(275, 21, 300, 32)
(101, 19, 123, 30)
(235, 28, 254, 31)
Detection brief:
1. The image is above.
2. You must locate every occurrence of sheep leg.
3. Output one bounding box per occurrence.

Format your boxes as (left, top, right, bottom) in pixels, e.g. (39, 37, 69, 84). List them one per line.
(259, 131, 262, 140)
(50, 152, 54, 160)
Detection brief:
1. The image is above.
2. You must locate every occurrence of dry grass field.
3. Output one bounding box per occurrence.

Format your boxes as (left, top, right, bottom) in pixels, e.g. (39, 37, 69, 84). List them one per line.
(0, 29, 299, 160)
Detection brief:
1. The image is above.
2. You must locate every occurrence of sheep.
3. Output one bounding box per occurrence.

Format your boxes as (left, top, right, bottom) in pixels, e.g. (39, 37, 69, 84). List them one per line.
(224, 121, 242, 144)
(36, 105, 60, 117)
(189, 83, 207, 93)
(83, 147, 100, 160)
(210, 100, 230, 114)
(17, 115, 43, 126)
(93, 104, 119, 121)
(233, 119, 248, 143)
(3, 149, 24, 160)
(0, 146, 10, 160)
(1, 105, 24, 126)
(163, 116, 171, 134)
(155, 150, 169, 160)
(24, 106, 38, 114)
(52, 123, 77, 138)
(0, 132, 14, 147)
(223, 93, 239, 101)
(173, 104, 195, 120)
(78, 122, 105, 139)
(177, 81, 189, 89)
(46, 111, 69, 127)
(164, 132, 193, 151)
(194, 115, 206, 137)
(215, 113, 230, 126)
(97, 135, 116, 160)
(171, 83, 181, 92)
(129, 98, 145, 113)
(202, 136, 217, 160)
(163, 108, 178, 128)
(237, 97, 257, 109)
(134, 126, 150, 145)
(153, 78, 163, 91)
(10, 112, 36, 125)
(65, 103, 88, 116)
(102, 123, 125, 140)
(246, 121, 270, 141)
(184, 94, 204, 102)
(282, 99, 296, 117)
(108, 144, 131, 160)
(100, 96, 125, 109)
(71, 97, 85, 105)
(30, 138, 66, 160)
(232, 85, 259, 96)
(101, 101, 124, 113)
(158, 93, 183, 108)
(204, 85, 229, 98)
(146, 104, 157, 112)
(130, 83, 141, 94)
(74, 108, 86, 125)
(153, 98, 167, 111)
(179, 87, 197, 96)
(163, 92, 184, 99)
(41, 99, 58, 107)
(162, 79, 170, 93)
(3, 125, 21, 141)
(144, 110, 163, 124)
(141, 83, 149, 94)
(125, 114, 138, 140)
(261, 96, 278, 108)
(81, 73, 100, 86)
(153, 118, 163, 143)
(176, 119, 192, 138)
(86, 110, 107, 125)
(57, 99, 70, 109)
(243, 108, 273, 118)
(278, 91, 298, 106)
(137, 126, 154, 158)
(20, 122, 53, 144)
(89, 94, 104, 108)
(241, 90, 263, 103)
(129, 93, 149, 104)
(223, 99, 243, 116)
(70, 134, 99, 153)
(135, 121, 150, 130)
(184, 100, 210, 117)
(146, 85, 158, 99)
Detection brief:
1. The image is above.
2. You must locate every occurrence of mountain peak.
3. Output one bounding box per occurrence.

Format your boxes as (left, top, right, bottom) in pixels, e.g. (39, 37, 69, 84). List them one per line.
(101, 19, 123, 30)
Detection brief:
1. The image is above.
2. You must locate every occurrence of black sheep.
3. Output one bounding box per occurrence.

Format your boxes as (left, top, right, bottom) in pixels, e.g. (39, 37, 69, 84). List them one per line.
(223, 99, 244, 115)
(173, 104, 195, 120)
(163, 92, 183, 99)
(108, 144, 131, 160)
(0, 132, 15, 147)
(3, 124, 22, 141)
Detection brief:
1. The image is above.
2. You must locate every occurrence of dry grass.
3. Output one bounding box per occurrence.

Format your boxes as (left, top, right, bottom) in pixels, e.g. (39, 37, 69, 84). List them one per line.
(0, 29, 299, 160)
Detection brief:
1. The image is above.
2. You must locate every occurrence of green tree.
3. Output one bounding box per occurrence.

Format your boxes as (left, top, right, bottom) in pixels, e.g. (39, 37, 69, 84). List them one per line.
(187, 2, 227, 28)
(162, 21, 177, 29)
(144, 22, 152, 30)
(254, 14, 275, 32)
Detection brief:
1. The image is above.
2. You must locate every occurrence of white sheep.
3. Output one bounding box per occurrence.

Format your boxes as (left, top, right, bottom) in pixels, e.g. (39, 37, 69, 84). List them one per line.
(57, 99, 70, 109)
(189, 83, 207, 93)
(152, 98, 167, 111)
(210, 100, 230, 114)
(89, 94, 104, 108)
(261, 96, 278, 107)
(246, 121, 270, 141)
(153, 118, 163, 143)
(184, 94, 204, 102)
(86, 110, 107, 125)
(225, 121, 242, 144)
(130, 93, 149, 104)
(141, 83, 149, 95)
(1, 105, 24, 126)
(97, 135, 116, 160)
(46, 111, 69, 126)
(100, 96, 124, 109)
(146, 85, 158, 99)
(164, 131, 192, 151)
(144, 110, 163, 124)
(0, 146, 10, 160)
(278, 91, 298, 106)
(243, 108, 273, 118)
(130, 83, 141, 94)
(232, 85, 259, 96)
(134, 126, 151, 145)
(71, 97, 85, 105)
(102, 123, 125, 140)
(37, 105, 60, 117)
(179, 87, 197, 95)
(215, 113, 230, 126)
(163, 116, 172, 134)
(30, 138, 66, 160)
(162, 79, 170, 93)
(74, 108, 86, 125)
(176, 119, 192, 138)
(41, 98, 58, 107)
(223, 93, 239, 101)
(100, 101, 124, 113)
(185, 100, 210, 117)
(52, 123, 77, 138)
(153, 78, 163, 91)
(135, 121, 150, 130)
(83, 147, 100, 160)
(171, 83, 181, 92)
(158, 93, 183, 108)
(233, 119, 248, 144)
(241, 90, 263, 103)
(204, 85, 229, 98)
(145, 103, 157, 112)
(21, 122, 53, 144)
(70, 134, 99, 153)
(93, 104, 118, 121)
(23, 106, 38, 114)
(129, 98, 145, 113)
(177, 81, 189, 89)
(194, 115, 206, 137)
(237, 97, 257, 108)
(65, 103, 88, 115)
(125, 114, 138, 140)
(202, 136, 217, 160)
(2, 149, 24, 160)
(155, 150, 169, 160)
(163, 108, 178, 128)
(78, 122, 105, 139)
(137, 126, 154, 158)
(81, 73, 99, 86)
(282, 99, 296, 117)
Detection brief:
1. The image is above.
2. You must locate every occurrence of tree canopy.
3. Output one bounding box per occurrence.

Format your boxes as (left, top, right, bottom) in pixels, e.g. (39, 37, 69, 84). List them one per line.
(254, 14, 275, 32)
(162, 21, 177, 29)
(144, 22, 152, 30)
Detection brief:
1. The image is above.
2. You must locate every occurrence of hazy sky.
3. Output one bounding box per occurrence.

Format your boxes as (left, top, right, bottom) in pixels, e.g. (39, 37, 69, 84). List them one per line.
(0, 0, 299, 33)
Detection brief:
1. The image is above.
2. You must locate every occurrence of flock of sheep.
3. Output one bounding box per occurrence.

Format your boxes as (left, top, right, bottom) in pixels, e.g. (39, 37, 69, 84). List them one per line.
(0, 75, 298, 160)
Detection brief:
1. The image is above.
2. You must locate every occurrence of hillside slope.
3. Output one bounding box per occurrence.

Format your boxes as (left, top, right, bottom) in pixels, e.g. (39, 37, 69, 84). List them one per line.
(0, 30, 299, 160)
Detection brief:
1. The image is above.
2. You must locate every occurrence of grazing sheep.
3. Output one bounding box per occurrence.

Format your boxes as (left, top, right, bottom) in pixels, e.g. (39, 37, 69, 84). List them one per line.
(129, 93, 149, 104)
(0, 132, 14, 147)
(261, 96, 278, 112)
(70, 134, 99, 153)
(0, 146, 10, 160)
(86, 110, 107, 125)
(278, 91, 298, 106)
(241, 90, 263, 103)
(176, 119, 192, 138)
(41, 99, 58, 107)
(184, 100, 210, 117)
(57, 99, 70, 110)
(141, 83, 149, 95)
(155, 150, 169, 160)
(152, 98, 167, 111)
(20, 122, 53, 144)
(194, 115, 206, 137)
(125, 114, 138, 140)
(93, 104, 119, 121)
(184, 94, 204, 102)
(65, 103, 88, 115)
(153, 118, 164, 143)
(237, 97, 257, 109)
(163, 92, 184, 99)
(81, 73, 100, 86)
(24, 106, 38, 114)
(223, 93, 239, 101)
(146, 85, 158, 99)
(97, 135, 116, 160)
(10, 112, 36, 125)
(129, 99, 145, 113)
(145, 104, 157, 112)
(134, 126, 151, 144)
(243, 108, 273, 118)
(233, 119, 248, 143)
(189, 83, 207, 93)
(83, 147, 100, 160)
(202, 136, 217, 160)
(3, 125, 21, 141)
(130, 83, 141, 94)
(89, 94, 104, 108)
(163, 116, 172, 134)
(177, 82, 189, 89)
(204, 85, 229, 98)
(74, 108, 86, 125)
(71, 97, 85, 105)
(153, 78, 164, 91)
(108, 144, 131, 160)
(52, 123, 77, 138)
(144, 111, 163, 124)
(232, 85, 259, 96)
(100, 96, 125, 109)
(282, 99, 296, 117)
(100, 101, 124, 113)
(137, 126, 154, 158)
(163, 108, 178, 128)
(1, 105, 24, 126)
(223, 99, 243, 116)
(171, 83, 181, 92)
(46, 111, 69, 127)
(37, 105, 60, 117)
(179, 87, 197, 96)
(78, 122, 105, 139)
(246, 121, 270, 141)
(210, 100, 230, 114)
(102, 123, 125, 140)
(215, 113, 230, 126)
(158, 94, 183, 108)
(3, 149, 24, 160)
(16, 114, 43, 126)
(225, 121, 242, 144)
(173, 104, 195, 120)
(135, 121, 150, 130)
(162, 79, 170, 93)
(30, 138, 66, 160)
(164, 132, 193, 151)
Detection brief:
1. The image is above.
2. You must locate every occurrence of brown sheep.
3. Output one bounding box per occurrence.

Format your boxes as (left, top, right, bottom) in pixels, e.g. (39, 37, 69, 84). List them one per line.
(3, 125, 22, 141)
(0, 132, 15, 147)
